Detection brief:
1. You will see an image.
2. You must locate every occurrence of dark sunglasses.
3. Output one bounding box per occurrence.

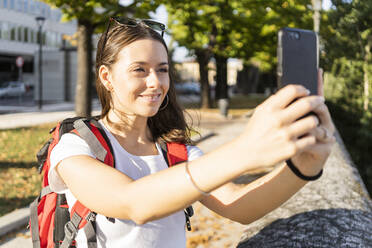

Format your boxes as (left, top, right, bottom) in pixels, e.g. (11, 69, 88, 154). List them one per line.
(99, 17, 166, 60)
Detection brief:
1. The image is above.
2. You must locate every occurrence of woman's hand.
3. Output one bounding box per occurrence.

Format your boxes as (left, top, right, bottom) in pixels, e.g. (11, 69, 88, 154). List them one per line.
(238, 84, 326, 169)
(290, 69, 336, 176)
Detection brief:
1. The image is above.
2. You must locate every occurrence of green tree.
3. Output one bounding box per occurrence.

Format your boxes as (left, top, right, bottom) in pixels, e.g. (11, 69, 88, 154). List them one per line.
(238, 0, 313, 70)
(320, 0, 372, 194)
(41, 0, 159, 116)
(165, 1, 216, 108)
(322, 0, 372, 111)
(167, 0, 314, 106)
(225, 0, 315, 95)
(166, 0, 265, 106)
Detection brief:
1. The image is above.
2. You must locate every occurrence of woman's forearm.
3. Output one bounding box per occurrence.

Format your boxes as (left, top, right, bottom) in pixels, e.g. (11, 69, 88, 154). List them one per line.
(58, 138, 259, 224)
(204, 163, 308, 225)
(121, 138, 262, 224)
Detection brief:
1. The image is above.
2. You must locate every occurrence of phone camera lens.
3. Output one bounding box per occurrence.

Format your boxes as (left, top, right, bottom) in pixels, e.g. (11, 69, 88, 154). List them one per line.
(288, 31, 300, 40)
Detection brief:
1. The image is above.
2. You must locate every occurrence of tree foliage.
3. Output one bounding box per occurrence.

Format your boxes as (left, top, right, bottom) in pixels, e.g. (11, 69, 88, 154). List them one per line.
(167, 0, 314, 70)
(320, 0, 372, 194)
(322, 0, 372, 64)
(321, 0, 372, 110)
(165, 0, 314, 106)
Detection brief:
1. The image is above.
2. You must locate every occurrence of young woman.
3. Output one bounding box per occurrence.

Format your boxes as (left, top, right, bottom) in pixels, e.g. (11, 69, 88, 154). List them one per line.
(49, 17, 335, 247)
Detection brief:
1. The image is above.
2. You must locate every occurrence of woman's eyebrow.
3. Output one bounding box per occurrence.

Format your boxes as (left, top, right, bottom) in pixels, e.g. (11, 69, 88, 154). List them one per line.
(131, 61, 169, 66)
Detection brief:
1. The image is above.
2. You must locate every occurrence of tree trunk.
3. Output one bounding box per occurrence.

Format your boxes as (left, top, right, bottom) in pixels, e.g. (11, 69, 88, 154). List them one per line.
(215, 55, 228, 100)
(311, 0, 322, 33)
(247, 65, 260, 93)
(196, 49, 211, 109)
(363, 43, 370, 111)
(75, 20, 94, 117)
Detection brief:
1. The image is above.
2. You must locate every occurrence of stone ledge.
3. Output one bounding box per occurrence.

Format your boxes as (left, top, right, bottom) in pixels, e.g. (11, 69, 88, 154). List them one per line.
(237, 209, 372, 247)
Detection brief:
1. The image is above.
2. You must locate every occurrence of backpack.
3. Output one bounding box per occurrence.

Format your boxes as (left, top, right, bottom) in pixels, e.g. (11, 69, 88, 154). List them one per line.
(29, 117, 194, 248)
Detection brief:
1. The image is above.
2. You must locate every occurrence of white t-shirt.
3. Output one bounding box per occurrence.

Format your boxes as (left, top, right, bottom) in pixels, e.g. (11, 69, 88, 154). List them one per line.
(49, 121, 203, 248)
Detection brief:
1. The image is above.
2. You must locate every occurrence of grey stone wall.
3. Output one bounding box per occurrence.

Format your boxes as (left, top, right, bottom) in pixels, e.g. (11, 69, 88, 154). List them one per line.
(237, 131, 372, 247)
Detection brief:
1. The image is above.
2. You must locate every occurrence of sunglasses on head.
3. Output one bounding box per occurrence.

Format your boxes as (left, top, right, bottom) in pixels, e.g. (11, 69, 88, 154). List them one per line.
(99, 17, 166, 60)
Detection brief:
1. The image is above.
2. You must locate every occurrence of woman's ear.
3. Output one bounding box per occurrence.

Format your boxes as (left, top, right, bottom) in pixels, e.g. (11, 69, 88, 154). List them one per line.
(99, 65, 114, 91)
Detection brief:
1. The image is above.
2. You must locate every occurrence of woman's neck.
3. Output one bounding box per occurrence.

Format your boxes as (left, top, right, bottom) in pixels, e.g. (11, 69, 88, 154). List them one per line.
(103, 109, 153, 144)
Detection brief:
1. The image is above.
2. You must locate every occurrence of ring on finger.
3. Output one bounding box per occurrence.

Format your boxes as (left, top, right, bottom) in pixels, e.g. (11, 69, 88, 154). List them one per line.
(320, 126, 329, 140)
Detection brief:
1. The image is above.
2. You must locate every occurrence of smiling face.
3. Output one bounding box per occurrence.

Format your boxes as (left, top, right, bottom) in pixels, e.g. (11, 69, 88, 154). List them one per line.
(101, 39, 170, 118)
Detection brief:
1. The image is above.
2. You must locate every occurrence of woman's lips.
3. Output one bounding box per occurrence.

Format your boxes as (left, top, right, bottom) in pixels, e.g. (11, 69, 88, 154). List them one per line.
(139, 93, 161, 102)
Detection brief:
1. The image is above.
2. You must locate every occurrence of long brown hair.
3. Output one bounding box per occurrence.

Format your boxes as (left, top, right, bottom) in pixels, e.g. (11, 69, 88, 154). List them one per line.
(95, 20, 193, 145)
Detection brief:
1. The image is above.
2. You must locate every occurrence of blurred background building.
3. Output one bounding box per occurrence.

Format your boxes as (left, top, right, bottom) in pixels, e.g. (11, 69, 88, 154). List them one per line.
(0, 0, 76, 90)
(175, 59, 243, 87)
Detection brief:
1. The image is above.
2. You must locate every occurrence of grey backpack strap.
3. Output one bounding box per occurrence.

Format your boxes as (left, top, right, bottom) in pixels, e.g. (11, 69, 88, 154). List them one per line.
(60, 212, 82, 248)
(73, 119, 107, 162)
(30, 186, 52, 248)
(84, 221, 97, 248)
(40, 186, 52, 197)
(30, 199, 41, 248)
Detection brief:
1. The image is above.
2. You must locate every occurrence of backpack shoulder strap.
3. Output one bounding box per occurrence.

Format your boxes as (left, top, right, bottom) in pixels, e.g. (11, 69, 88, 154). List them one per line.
(159, 141, 188, 167)
(72, 118, 114, 167)
(159, 141, 194, 231)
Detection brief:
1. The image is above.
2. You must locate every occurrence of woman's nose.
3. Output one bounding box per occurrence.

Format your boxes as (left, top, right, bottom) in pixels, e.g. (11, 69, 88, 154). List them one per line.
(146, 70, 161, 88)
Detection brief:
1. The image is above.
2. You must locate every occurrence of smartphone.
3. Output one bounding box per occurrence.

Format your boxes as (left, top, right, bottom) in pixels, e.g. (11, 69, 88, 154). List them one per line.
(277, 27, 319, 95)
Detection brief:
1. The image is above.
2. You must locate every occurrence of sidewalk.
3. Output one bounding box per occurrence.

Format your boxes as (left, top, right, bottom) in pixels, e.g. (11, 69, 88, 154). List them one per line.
(0, 104, 249, 247)
(0, 96, 199, 129)
(0, 101, 75, 114)
(0, 98, 100, 115)
(0, 100, 101, 130)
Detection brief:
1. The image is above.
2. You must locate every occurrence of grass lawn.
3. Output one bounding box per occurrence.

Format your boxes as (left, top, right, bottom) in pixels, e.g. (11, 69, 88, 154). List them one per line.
(0, 123, 56, 217)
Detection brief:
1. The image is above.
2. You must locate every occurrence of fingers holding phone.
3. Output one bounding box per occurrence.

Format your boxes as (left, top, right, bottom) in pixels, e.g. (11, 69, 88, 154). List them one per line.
(281, 94, 324, 125)
(261, 84, 310, 110)
(240, 85, 327, 167)
(310, 102, 336, 142)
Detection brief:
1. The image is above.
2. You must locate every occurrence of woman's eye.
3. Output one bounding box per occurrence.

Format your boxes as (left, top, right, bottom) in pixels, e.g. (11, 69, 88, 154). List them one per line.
(134, 68, 145, 72)
(159, 68, 168, 73)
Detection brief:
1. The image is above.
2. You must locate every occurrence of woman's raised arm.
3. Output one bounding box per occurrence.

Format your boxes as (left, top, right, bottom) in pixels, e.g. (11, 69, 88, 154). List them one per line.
(56, 84, 329, 225)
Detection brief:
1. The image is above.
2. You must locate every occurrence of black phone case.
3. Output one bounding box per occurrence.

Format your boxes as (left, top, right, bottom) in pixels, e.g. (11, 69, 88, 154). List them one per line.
(277, 27, 319, 95)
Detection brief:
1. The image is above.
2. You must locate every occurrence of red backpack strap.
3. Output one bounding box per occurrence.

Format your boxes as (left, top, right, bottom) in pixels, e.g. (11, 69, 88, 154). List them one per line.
(159, 141, 194, 231)
(164, 142, 188, 166)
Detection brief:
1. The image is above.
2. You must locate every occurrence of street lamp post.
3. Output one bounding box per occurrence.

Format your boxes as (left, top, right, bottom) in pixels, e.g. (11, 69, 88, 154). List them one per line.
(35, 16, 45, 110)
